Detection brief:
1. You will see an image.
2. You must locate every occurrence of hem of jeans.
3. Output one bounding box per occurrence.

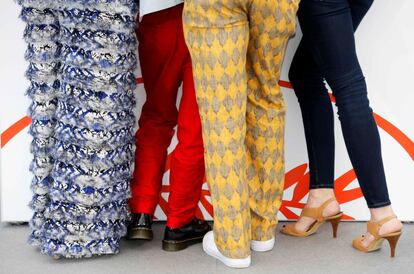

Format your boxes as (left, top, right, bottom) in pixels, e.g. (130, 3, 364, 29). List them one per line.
(367, 201, 391, 209)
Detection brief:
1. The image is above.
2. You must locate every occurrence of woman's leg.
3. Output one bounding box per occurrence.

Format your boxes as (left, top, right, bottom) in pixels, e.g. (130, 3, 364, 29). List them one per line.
(288, 0, 375, 231)
(299, 0, 390, 208)
(289, 40, 340, 231)
(292, 0, 401, 240)
(289, 40, 336, 191)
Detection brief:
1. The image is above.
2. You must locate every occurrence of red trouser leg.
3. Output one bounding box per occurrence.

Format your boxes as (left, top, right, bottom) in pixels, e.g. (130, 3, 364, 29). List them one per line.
(129, 7, 182, 214)
(167, 61, 205, 228)
(129, 4, 205, 226)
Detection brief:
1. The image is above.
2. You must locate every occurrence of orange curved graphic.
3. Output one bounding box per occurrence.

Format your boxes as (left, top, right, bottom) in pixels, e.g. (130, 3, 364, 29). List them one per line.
(374, 113, 414, 161)
(279, 80, 293, 89)
(0, 116, 32, 149)
(136, 77, 144, 84)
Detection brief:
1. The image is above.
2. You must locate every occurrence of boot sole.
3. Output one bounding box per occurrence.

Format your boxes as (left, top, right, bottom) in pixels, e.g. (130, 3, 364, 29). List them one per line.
(162, 236, 204, 252)
(127, 228, 153, 240)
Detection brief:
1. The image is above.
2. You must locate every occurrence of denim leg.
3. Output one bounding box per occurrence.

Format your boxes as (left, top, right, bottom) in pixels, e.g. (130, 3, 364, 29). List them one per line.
(289, 42, 335, 189)
(296, 0, 391, 208)
(289, 0, 374, 190)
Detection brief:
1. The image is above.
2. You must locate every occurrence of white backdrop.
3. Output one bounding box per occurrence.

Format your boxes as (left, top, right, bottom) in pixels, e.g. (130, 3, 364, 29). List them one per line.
(1, 0, 413, 222)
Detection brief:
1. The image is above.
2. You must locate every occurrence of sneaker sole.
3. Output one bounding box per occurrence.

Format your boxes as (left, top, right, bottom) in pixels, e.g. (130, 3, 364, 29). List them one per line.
(251, 238, 275, 252)
(203, 244, 251, 268)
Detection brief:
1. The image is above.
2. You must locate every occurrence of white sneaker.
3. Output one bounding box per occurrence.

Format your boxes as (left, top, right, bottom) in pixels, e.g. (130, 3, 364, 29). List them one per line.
(202, 231, 251, 269)
(250, 238, 275, 252)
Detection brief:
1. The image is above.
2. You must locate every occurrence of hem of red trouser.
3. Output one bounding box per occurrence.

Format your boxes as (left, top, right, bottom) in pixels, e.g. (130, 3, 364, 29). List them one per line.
(128, 200, 158, 215)
(129, 200, 197, 228)
(166, 216, 195, 229)
(129, 203, 196, 229)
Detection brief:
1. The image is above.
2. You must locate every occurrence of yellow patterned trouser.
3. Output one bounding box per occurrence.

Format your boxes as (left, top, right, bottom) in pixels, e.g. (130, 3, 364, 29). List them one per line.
(183, 0, 299, 259)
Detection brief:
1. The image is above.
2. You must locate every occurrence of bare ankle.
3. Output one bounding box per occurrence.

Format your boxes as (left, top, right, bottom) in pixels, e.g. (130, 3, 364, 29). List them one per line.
(370, 206, 395, 222)
(309, 188, 335, 201)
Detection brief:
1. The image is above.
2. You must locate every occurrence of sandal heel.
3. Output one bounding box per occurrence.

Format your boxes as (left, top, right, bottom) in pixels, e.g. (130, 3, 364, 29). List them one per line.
(384, 234, 401, 258)
(280, 198, 341, 238)
(328, 215, 342, 238)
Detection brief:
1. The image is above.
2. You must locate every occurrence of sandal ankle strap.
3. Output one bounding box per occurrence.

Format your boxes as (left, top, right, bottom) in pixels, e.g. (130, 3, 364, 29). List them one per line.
(300, 197, 337, 221)
(367, 215, 397, 238)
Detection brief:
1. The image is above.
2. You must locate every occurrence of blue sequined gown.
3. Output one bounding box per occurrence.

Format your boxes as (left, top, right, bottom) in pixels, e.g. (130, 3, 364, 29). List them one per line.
(18, 0, 138, 258)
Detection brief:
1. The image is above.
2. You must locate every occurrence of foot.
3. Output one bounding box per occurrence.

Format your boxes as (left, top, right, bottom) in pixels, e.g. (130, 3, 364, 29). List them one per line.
(360, 207, 403, 248)
(126, 213, 153, 240)
(294, 190, 340, 233)
(203, 231, 251, 268)
(162, 218, 212, 251)
(251, 237, 275, 252)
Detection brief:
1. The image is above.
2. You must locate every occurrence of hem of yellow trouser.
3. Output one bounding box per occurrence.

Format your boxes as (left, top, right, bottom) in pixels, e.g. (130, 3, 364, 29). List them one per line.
(218, 246, 252, 260)
(251, 234, 275, 242)
(215, 237, 252, 259)
(251, 225, 277, 242)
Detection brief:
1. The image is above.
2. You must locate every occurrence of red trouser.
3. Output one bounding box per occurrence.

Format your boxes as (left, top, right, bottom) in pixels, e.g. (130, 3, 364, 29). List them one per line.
(129, 4, 205, 228)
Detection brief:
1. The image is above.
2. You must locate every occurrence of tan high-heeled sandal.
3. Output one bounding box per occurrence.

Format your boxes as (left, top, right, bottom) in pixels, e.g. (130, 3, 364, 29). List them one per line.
(281, 197, 343, 238)
(352, 215, 402, 257)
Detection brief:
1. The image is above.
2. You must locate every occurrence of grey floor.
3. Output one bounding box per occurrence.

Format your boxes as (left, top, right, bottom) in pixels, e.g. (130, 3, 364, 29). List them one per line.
(0, 222, 413, 274)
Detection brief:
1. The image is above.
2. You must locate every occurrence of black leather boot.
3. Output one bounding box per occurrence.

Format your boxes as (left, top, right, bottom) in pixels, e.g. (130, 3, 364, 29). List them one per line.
(162, 219, 212, 251)
(127, 213, 153, 240)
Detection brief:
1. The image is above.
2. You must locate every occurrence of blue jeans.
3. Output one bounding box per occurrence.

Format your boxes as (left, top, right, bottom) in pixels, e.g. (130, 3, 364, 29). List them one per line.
(289, 0, 391, 208)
